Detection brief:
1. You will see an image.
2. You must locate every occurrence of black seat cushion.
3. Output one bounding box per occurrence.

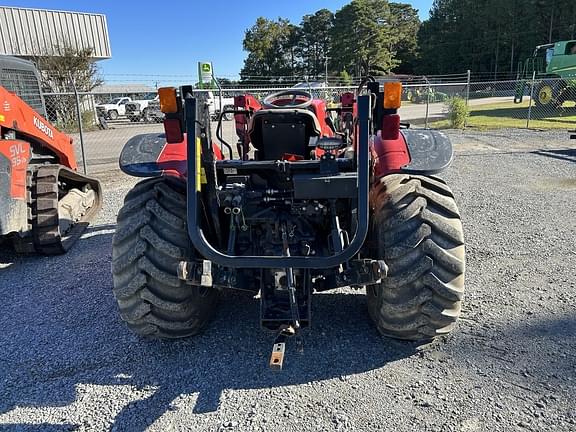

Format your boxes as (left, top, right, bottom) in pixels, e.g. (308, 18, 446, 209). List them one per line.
(249, 109, 321, 160)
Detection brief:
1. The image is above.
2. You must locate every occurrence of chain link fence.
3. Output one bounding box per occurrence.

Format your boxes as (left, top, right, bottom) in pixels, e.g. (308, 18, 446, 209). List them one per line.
(467, 76, 576, 129)
(39, 74, 575, 173)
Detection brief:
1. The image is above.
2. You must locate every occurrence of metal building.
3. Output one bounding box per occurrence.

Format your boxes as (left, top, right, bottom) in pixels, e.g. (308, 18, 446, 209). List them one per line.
(0, 6, 111, 59)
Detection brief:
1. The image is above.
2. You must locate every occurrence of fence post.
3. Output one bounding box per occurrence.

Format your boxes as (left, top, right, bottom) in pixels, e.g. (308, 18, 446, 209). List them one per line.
(69, 73, 88, 175)
(211, 69, 223, 118)
(425, 77, 430, 129)
(465, 70, 471, 105)
(526, 70, 536, 129)
(465, 70, 471, 127)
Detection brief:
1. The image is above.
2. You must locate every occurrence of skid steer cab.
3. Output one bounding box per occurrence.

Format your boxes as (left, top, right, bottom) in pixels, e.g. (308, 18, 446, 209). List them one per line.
(113, 80, 465, 370)
(0, 55, 102, 255)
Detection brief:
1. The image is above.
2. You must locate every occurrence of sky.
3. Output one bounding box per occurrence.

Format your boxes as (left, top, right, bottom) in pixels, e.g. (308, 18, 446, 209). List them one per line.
(2, 0, 433, 80)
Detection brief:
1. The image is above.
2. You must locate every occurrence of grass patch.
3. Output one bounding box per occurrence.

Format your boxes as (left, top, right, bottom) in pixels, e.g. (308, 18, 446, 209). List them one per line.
(431, 100, 576, 129)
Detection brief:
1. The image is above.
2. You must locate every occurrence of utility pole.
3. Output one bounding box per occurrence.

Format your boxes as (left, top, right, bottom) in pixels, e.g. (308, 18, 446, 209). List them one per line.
(494, 25, 500, 81)
(573, 6, 576, 39)
(324, 55, 330, 85)
(548, 0, 555, 43)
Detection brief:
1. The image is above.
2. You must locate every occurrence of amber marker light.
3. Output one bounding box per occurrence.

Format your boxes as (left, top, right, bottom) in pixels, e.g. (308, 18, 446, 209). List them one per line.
(383, 82, 402, 109)
(158, 87, 178, 113)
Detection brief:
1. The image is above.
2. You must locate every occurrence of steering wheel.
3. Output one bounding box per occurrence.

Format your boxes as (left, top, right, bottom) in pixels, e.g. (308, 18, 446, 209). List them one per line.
(262, 89, 313, 109)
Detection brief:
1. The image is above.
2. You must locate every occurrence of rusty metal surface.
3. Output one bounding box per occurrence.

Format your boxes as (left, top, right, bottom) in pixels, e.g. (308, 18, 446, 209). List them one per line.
(269, 342, 285, 371)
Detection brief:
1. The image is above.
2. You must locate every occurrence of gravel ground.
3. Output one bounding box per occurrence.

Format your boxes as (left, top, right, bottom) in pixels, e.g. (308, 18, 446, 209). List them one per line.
(0, 130, 575, 431)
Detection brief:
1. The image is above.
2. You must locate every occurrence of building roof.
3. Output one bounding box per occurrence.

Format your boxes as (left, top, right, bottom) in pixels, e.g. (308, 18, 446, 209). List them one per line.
(93, 84, 156, 94)
(0, 6, 111, 59)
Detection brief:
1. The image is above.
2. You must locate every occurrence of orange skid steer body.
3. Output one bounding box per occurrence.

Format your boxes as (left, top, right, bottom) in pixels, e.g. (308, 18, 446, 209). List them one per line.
(0, 82, 101, 254)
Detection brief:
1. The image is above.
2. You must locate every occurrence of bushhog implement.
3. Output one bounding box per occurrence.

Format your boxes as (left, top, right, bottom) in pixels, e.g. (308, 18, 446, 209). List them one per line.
(113, 79, 465, 369)
(0, 56, 102, 254)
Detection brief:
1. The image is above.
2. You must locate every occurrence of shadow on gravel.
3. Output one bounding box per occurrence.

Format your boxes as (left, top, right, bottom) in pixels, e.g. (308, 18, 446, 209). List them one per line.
(532, 148, 576, 163)
(3, 222, 575, 431)
(0, 238, 20, 264)
(0, 223, 117, 265)
(0, 248, 17, 265)
(0, 224, 418, 430)
(448, 314, 576, 394)
(106, 291, 420, 429)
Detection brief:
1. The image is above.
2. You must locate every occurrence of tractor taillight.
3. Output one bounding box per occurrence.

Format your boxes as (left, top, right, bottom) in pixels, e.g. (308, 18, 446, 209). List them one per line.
(158, 87, 178, 113)
(341, 92, 355, 107)
(384, 82, 402, 109)
(381, 114, 400, 140)
(163, 118, 183, 143)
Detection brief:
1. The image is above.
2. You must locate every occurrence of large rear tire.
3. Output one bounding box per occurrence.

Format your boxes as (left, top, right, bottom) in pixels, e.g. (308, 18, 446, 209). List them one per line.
(112, 177, 219, 338)
(535, 80, 563, 108)
(367, 174, 465, 341)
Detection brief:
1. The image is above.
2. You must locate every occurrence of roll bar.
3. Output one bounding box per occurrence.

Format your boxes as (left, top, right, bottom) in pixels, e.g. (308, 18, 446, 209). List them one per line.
(186, 95, 371, 269)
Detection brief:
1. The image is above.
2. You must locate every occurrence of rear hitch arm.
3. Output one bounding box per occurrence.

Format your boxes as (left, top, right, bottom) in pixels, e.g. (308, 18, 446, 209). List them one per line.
(269, 325, 301, 371)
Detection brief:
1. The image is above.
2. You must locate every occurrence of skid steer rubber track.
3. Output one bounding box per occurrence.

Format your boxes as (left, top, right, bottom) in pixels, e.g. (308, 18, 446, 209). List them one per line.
(17, 165, 103, 255)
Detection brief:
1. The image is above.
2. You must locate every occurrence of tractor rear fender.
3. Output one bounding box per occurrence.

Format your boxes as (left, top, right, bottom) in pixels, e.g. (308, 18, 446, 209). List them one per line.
(119, 133, 223, 179)
(372, 129, 453, 178)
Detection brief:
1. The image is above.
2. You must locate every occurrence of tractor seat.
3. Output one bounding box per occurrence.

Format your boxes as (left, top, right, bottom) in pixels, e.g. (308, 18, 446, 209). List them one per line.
(248, 109, 322, 161)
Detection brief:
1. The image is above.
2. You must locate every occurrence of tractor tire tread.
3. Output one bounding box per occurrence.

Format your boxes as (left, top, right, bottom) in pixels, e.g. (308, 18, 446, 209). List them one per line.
(111, 177, 219, 339)
(367, 174, 465, 341)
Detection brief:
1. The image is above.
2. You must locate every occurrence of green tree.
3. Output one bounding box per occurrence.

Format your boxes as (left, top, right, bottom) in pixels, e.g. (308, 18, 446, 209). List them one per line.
(416, 0, 460, 74)
(330, 0, 399, 76)
(389, 3, 421, 74)
(339, 70, 353, 85)
(298, 9, 334, 77)
(416, 0, 576, 76)
(32, 45, 102, 92)
(216, 77, 241, 88)
(31, 44, 102, 130)
(240, 17, 300, 82)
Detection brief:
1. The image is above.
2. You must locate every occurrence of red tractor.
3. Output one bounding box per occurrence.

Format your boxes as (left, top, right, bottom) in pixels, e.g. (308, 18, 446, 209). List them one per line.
(0, 56, 102, 254)
(112, 80, 465, 369)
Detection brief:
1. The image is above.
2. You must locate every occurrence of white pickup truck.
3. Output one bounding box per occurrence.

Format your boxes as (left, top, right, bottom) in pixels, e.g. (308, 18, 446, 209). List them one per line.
(206, 91, 236, 120)
(125, 95, 160, 122)
(96, 97, 132, 120)
(147, 91, 237, 122)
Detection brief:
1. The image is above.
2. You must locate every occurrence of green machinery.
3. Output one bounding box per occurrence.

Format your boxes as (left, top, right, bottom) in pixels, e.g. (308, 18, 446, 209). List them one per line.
(403, 87, 448, 104)
(515, 40, 576, 107)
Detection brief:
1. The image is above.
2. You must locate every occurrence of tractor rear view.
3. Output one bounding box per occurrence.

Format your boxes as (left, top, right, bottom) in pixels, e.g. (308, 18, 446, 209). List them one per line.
(0, 56, 102, 254)
(112, 79, 465, 369)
